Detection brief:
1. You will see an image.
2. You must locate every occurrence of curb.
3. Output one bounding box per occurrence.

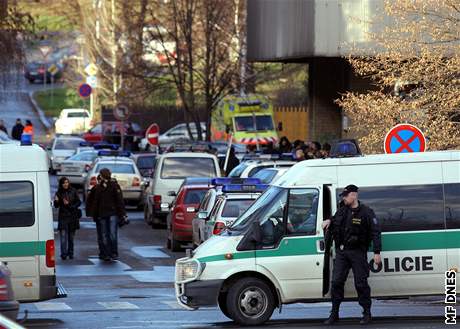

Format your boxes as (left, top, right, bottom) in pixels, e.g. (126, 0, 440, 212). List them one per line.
(27, 91, 52, 132)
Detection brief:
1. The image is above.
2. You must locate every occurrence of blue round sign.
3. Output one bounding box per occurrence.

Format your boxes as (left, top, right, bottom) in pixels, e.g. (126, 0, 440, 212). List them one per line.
(79, 83, 92, 98)
(384, 124, 426, 154)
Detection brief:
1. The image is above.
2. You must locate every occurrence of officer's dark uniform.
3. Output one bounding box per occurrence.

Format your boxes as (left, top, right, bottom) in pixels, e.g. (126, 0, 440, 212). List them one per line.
(327, 185, 381, 324)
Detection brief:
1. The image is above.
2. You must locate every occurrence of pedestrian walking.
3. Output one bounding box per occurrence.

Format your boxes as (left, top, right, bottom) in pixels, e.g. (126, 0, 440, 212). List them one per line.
(54, 177, 81, 260)
(11, 119, 24, 140)
(0, 120, 7, 135)
(86, 168, 127, 261)
(322, 184, 382, 325)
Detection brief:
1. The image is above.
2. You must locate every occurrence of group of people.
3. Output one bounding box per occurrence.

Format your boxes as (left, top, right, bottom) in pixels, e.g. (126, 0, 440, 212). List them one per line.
(53, 169, 128, 262)
(0, 118, 34, 141)
(273, 136, 332, 160)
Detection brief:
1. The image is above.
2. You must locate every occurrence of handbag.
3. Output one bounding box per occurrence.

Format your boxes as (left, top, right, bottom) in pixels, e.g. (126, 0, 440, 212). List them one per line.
(74, 208, 83, 220)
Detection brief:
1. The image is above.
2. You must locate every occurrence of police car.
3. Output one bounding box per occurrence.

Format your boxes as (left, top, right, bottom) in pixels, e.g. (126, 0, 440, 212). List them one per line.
(58, 150, 99, 185)
(175, 150, 460, 326)
(228, 154, 295, 178)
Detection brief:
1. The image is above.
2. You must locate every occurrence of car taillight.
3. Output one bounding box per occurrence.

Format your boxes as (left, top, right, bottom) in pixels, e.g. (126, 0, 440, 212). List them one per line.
(213, 222, 226, 235)
(0, 278, 8, 301)
(84, 164, 92, 172)
(46, 239, 55, 268)
(89, 176, 97, 186)
(152, 195, 161, 210)
(132, 177, 141, 187)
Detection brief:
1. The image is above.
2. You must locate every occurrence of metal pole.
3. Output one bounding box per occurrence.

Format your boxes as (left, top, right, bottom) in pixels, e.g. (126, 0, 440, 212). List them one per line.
(223, 133, 233, 175)
(50, 74, 54, 106)
(90, 93, 94, 120)
(111, 0, 118, 105)
(121, 119, 125, 150)
(253, 111, 260, 151)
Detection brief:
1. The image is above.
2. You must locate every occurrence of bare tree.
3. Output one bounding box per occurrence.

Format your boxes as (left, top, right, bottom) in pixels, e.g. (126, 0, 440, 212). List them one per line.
(338, 0, 460, 153)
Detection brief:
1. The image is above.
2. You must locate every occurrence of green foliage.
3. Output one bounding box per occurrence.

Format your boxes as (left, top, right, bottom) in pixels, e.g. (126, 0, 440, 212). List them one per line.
(33, 87, 86, 117)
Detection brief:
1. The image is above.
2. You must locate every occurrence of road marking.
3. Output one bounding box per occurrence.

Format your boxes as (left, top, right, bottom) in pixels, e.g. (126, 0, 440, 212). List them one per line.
(98, 302, 140, 310)
(34, 302, 72, 311)
(129, 266, 175, 283)
(162, 301, 183, 309)
(131, 246, 170, 258)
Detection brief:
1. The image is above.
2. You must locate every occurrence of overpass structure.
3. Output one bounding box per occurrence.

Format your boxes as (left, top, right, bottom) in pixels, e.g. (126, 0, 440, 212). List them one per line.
(247, 0, 390, 141)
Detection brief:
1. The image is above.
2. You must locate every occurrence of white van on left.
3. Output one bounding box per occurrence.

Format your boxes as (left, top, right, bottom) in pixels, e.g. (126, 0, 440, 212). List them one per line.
(0, 143, 58, 302)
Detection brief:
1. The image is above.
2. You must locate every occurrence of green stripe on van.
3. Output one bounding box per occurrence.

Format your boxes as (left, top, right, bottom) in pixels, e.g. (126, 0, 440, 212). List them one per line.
(0, 241, 46, 257)
(197, 230, 460, 263)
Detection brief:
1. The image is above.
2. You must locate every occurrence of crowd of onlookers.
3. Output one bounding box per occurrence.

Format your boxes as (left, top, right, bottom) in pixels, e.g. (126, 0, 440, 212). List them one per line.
(245, 136, 331, 161)
(0, 118, 34, 141)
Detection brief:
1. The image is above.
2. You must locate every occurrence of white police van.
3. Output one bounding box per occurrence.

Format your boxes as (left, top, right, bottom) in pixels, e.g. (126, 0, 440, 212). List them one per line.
(175, 150, 460, 325)
(0, 143, 59, 301)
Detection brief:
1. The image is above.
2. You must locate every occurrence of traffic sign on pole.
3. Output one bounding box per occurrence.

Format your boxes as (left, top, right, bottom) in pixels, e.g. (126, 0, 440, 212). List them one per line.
(146, 123, 160, 146)
(384, 124, 426, 154)
(113, 104, 130, 121)
(85, 63, 98, 76)
(86, 75, 98, 88)
(78, 83, 92, 98)
(39, 45, 52, 58)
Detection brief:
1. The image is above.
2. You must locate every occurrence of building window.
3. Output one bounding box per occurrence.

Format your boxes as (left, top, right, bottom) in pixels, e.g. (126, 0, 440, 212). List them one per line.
(0, 182, 35, 228)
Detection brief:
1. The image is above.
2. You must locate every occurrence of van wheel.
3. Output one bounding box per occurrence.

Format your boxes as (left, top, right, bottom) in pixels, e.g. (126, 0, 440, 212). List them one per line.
(226, 277, 275, 326)
(218, 293, 232, 320)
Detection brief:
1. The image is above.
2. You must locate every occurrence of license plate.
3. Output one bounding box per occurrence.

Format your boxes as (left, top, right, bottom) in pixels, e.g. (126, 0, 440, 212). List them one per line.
(118, 180, 128, 188)
(64, 167, 79, 172)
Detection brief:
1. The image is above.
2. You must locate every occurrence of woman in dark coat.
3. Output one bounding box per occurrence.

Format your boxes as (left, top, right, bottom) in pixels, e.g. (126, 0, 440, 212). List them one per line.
(54, 177, 81, 260)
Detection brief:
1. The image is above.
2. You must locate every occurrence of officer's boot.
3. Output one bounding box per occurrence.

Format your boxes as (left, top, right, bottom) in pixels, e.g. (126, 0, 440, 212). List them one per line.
(359, 309, 372, 325)
(324, 308, 339, 325)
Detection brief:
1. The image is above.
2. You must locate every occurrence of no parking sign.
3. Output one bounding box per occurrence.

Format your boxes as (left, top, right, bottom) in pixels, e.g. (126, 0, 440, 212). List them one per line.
(384, 124, 426, 154)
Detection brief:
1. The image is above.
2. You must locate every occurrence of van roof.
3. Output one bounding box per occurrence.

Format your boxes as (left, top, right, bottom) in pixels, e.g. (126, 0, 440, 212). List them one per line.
(161, 152, 217, 159)
(276, 150, 460, 187)
(0, 144, 49, 173)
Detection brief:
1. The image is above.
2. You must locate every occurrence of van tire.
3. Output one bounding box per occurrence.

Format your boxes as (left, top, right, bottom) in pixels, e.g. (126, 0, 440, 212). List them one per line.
(218, 293, 232, 320)
(226, 277, 275, 326)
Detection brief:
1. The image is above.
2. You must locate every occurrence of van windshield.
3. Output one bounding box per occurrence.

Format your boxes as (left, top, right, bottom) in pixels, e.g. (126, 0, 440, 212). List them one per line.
(230, 186, 286, 230)
(161, 157, 217, 179)
(234, 115, 274, 132)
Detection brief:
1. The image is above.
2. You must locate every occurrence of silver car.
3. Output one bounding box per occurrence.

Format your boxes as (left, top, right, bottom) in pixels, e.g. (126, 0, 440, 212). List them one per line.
(84, 157, 144, 207)
(48, 136, 86, 173)
(58, 150, 99, 185)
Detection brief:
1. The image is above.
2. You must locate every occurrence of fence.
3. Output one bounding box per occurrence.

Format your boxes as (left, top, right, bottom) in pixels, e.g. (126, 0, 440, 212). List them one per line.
(274, 106, 309, 142)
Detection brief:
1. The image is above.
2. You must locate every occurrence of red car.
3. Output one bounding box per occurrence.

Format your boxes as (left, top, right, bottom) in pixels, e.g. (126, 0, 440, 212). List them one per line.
(167, 185, 210, 251)
(83, 122, 144, 144)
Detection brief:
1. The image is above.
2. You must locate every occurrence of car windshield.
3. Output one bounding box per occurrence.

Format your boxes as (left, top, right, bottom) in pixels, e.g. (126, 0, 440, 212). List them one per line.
(234, 115, 274, 132)
(136, 156, 156, 169)
(231, 186, 286, 230)
(67, 111, 89, 118)
(69, 152, 97, 161)
(55, 139, 84, 150)
(221, 199, 255, 218)
(252, 169, 278, 184)
(184, 189, 208, 204)
(228, 163, 248, 177)
(161, 157, 216, 179)
(95, 163, 135, 174)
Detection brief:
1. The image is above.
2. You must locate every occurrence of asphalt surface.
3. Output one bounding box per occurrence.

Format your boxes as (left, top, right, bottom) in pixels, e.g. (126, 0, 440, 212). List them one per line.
(13, 175, 450, 329)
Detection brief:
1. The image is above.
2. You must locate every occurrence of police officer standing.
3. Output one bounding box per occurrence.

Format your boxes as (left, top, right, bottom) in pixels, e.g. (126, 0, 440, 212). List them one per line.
(322, 184, 382, 325)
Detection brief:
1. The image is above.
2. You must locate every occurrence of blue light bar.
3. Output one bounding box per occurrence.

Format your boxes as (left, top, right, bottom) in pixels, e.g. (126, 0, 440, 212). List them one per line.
(279, 153, 295, 160)
(222, 184, 269, 193)
(93, 143, 120, 150)
(79, 141, 91, 147)
(97, 150, 131, 157)
(211, 177, 261, 186)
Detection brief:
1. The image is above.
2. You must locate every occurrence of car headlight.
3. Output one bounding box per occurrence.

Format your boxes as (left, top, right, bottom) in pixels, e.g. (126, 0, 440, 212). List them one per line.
(175, 258, 204, 283)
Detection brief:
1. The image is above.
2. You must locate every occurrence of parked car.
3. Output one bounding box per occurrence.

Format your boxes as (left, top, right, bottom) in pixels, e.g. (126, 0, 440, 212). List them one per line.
(144, 152, 221, 228)
(57, 150, 99, 186)
(55, 109, 93, 135)
(83, 122, 143, 145)
(0, 262, 19, 321)
(84, 155, 144, 207)
(166, 184, 211, 251)
(139, 122, 207, 150)
(24, 61, 62, 84)
(48, 136, 86, 173)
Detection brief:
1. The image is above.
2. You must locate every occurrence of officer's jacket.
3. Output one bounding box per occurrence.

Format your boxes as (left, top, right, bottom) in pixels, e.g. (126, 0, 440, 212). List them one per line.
(330, 202, 382, 253)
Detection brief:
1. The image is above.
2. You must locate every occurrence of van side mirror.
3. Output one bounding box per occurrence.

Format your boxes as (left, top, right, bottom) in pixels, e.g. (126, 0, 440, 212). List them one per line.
(236, 221, 262, 251)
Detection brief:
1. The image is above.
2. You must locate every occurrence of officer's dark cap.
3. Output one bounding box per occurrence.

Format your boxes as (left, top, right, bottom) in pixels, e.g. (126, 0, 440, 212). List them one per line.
(340, 184, 359, 197)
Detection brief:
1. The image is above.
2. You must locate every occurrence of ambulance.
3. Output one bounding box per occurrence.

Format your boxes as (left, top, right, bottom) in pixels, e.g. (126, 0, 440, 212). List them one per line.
(0, 143, 59, 301)
(211, 94, 278, 146)
(175, 150, 460, 325)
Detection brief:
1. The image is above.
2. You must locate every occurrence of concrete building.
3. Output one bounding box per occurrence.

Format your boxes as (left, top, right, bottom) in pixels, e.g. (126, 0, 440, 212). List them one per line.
(247, 0, 388, 141)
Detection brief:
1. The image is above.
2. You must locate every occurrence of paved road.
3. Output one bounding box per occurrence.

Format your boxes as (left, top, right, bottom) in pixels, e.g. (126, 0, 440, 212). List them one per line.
(0, 76, 53, 143)
(14, 175, 450, 329)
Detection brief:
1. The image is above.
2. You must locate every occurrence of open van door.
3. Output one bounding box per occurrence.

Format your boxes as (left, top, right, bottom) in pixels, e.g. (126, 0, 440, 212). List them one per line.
(321, 185, 335, 297)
